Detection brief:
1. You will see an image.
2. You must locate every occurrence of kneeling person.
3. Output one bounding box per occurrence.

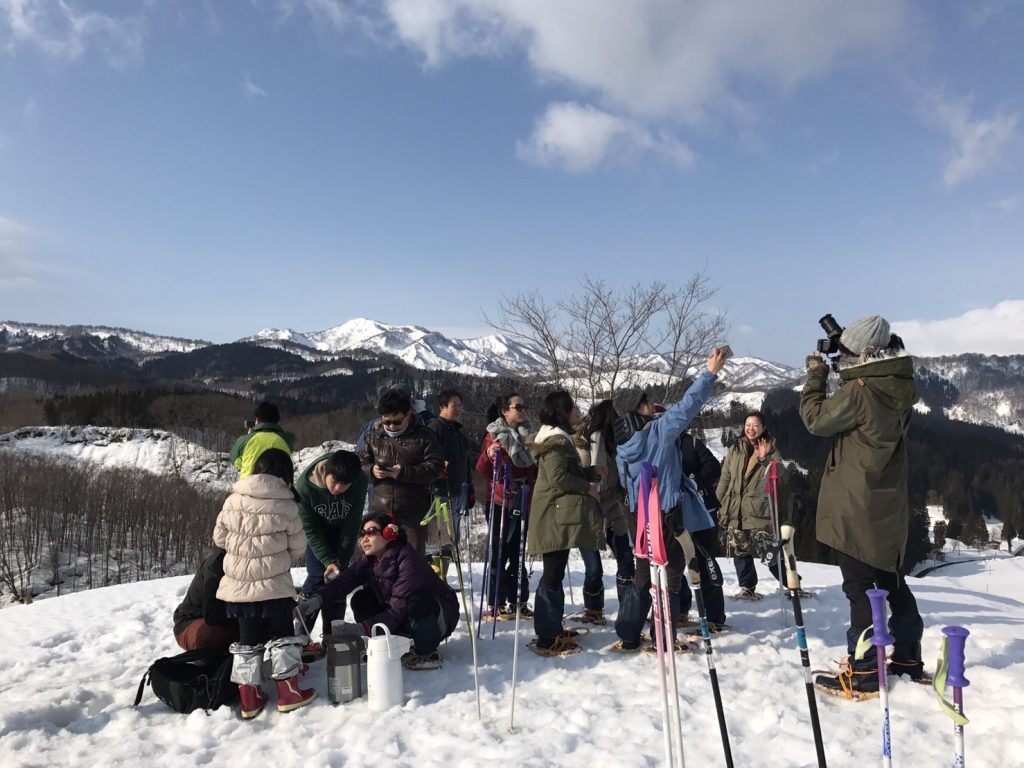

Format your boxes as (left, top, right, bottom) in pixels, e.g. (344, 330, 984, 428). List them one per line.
(173, 548, 239, 652)
(298, 512, 459, 670)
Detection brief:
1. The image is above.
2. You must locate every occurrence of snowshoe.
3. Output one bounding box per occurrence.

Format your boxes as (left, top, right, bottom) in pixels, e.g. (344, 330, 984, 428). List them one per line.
(731, 587, 763, 601)
(568, 609, 607, 626)
(788, 588, 816, 599)
(528, 635, 582, 657)
(642, 639, 696, 655)
(684, 622, 730, 639)
(676, 614, 699, 629)
(608, 632, 653, 653)
(401, 650, 443, 671)
(812, 661, 880, 700)
(497, 603, 534, 620)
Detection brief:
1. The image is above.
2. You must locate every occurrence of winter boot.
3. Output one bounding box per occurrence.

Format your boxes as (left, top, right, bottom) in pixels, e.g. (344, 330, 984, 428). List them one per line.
(275, 676, 317, 712)
(238, 684, 266, 719)
(887, 659, 926, 681)
(269, 636, 317, 712)
(229, 642, 266, 719)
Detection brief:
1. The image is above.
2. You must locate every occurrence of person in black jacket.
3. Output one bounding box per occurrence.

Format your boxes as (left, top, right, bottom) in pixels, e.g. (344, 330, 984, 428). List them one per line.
(676, 431, 727, 631)
(172, 549, 239, 651)
(427, 389, 475, 538)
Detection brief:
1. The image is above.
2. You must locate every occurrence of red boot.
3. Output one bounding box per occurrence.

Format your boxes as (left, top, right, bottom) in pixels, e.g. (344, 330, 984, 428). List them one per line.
(239, 684, 265, 719)
(275, 676, 317, 712)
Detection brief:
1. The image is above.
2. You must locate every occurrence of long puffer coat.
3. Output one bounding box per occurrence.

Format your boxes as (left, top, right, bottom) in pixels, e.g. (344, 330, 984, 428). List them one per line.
(213, 474, 306, 603)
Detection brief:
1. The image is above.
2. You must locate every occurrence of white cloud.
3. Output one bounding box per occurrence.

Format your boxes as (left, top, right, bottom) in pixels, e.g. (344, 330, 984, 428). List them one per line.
(382, 0, 905, 122)
(376, 1, 906, 171)
(0, 0, 146, 67)
(242, 72, 267, 99)
(893, 300, 1024, 356)
(517, 101, 693, 173)
(988, 194, 1021, 212)
(924, 93, 1019, 188)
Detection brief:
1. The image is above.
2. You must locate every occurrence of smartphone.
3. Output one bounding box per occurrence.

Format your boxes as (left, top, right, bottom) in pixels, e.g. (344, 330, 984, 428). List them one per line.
(376, 462, 393, 470)
(719, 345, 733, 359)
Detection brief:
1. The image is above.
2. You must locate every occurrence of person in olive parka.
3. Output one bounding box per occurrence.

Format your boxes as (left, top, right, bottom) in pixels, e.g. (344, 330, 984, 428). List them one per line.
(800, 314, 925, 695)
(526, 389, 605, 656)
(295, 450, 368, 632)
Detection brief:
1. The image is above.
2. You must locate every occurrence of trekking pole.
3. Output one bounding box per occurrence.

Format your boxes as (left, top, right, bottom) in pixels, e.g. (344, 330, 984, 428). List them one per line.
(565, 567, 575, 606)
(509, 482, 531, 733)
(767, 461, 787, 628)
(437, 495, 482, 720)
(678, 530, 733, 768)
(460, 482, 475, 608)
(638, 462, 683, 768)
(867, 588, 895, 768)
(780, 525, 827, 768)
(491, 460, 512, 638)
(935, 626, 970, 767)
(477, 455, 501, 639)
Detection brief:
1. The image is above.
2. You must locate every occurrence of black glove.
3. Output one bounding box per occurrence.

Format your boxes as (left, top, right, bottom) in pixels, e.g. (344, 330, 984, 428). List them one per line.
(294, 594, 322, 629)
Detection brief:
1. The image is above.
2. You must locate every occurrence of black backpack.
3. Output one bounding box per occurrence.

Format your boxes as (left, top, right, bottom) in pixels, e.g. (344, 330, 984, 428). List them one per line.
(134, 649, 239, 714)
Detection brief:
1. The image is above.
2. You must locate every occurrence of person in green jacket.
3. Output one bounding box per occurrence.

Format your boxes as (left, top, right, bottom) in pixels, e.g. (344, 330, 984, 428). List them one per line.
(229, 401, 297, 478)
(295, 450, 368, 634)
(800, 314, 925, 696)
(527, 390, 604, 656)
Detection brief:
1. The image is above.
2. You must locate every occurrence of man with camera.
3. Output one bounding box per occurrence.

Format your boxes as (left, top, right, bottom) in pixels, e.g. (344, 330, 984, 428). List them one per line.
(360, 388, 444, 556)
(800, 315, 925, 695)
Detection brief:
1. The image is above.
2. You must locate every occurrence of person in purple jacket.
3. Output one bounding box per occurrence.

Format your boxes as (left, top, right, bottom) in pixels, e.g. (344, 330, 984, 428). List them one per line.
(295, 511, 459, 670)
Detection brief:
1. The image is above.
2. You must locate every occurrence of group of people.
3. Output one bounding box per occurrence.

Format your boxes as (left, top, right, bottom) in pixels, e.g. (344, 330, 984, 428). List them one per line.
(173, 312, 926, 714)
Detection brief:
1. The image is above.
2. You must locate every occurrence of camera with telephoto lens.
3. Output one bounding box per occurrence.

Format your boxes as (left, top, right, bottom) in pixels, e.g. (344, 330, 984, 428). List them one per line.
(816, 314, 845, 355)
(816, 314, 847, 372)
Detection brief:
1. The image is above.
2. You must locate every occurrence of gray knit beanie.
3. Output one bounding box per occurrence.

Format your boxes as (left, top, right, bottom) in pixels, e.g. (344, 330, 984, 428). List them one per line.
(840, 315, 891, 355)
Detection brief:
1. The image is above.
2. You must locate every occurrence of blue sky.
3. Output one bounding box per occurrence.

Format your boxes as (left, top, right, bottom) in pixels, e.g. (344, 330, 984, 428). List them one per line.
(1, 1, 1022, 365)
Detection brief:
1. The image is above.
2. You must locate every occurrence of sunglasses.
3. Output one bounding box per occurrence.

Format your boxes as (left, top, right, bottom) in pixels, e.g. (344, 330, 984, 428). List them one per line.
(358, 527, 382, 539)
(509, 404, 527, 412)
(380, 416, 408, 427)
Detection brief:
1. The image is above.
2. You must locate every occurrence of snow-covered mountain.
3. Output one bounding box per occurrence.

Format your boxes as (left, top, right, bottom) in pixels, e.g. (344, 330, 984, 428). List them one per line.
(283, 317, 550, 376)
(0, 320, 208, 357)
(4, 317, 1024, 431)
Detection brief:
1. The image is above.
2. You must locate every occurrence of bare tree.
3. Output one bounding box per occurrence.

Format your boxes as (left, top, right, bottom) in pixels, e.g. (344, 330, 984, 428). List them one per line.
(487, 271, 726, 404)
(660, 270, 729, 392)
(484, 290, 567, 386)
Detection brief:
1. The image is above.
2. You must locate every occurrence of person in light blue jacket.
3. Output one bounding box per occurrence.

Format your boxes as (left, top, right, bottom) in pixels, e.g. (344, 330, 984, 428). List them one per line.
(612, 346, 729, 651)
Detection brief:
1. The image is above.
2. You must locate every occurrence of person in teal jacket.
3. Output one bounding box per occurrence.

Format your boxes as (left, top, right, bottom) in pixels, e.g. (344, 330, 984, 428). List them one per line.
(229, 401, 297, 478)
(295, 450, 368, 633)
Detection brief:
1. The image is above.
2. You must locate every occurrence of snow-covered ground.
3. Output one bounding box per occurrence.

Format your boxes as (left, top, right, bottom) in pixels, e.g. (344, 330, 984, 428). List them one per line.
(1, 550, 1022, 767)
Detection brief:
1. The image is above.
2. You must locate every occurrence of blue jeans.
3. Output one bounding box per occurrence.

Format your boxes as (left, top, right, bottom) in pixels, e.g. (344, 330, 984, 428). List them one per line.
(579, 548, 604, 611)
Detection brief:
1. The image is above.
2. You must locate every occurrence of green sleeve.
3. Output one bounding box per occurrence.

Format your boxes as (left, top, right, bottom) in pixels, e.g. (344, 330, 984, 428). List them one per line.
(297, 496, 336, 567)
(800, 373, 861, 437)
(335, 472, 369, 565)
(228, 434, 248, 465)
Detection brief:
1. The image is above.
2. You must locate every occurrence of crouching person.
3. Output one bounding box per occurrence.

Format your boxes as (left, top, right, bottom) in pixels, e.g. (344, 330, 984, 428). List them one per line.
(297, 512, 459, 670)
(213, 448, 315, 719)
(172, 548, 239, 651)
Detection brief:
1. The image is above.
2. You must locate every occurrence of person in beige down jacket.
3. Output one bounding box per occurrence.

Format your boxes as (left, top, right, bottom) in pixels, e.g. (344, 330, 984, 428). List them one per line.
(213, 448, 314, 719)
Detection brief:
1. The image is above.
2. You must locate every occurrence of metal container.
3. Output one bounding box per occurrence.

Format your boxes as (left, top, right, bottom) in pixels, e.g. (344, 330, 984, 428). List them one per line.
(326, 633, 364, 704)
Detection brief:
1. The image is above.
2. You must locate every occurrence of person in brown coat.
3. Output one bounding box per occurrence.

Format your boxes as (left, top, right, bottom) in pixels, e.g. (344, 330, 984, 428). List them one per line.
(360, 388, 444, 556)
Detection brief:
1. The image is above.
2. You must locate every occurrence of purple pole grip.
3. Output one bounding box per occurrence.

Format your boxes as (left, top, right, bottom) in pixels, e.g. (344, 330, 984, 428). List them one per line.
(943, 626, 970, 688)
(866, 588, 895, 646)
